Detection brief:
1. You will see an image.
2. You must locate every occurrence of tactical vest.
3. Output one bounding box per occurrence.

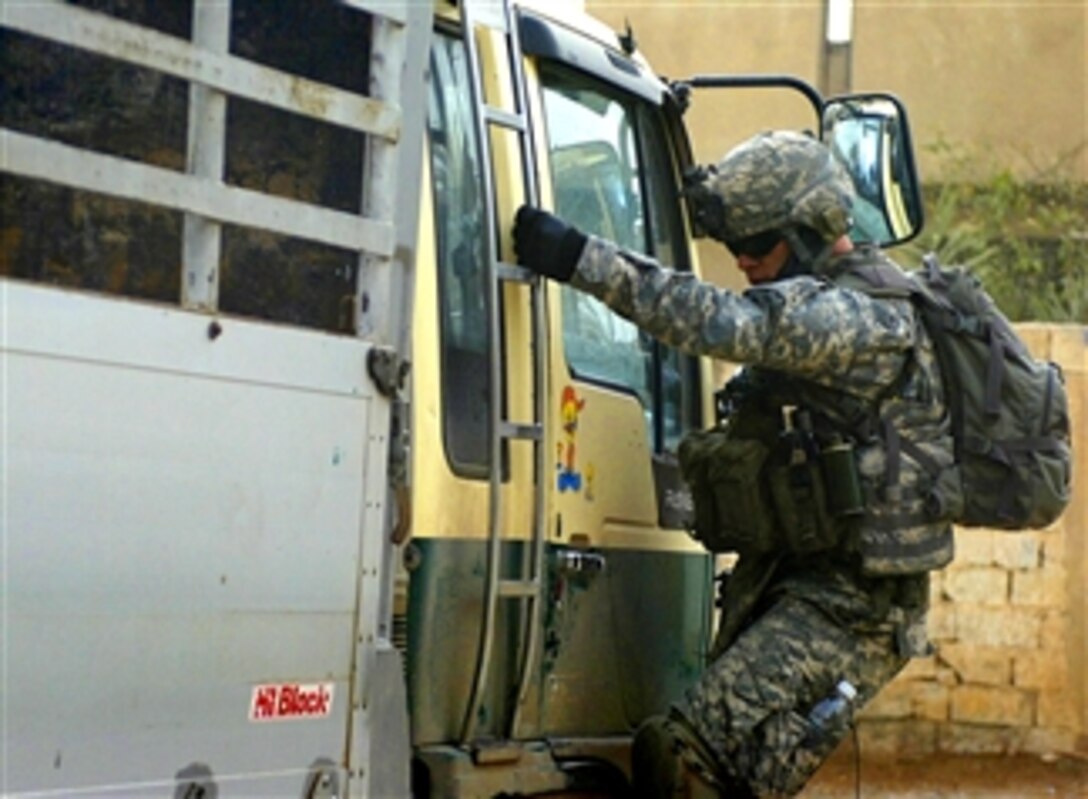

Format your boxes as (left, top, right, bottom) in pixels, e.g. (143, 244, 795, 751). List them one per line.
(679, 252, 958, 576)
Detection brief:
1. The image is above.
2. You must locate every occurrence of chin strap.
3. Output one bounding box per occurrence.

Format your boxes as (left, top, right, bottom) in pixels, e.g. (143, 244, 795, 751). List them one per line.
(782, 226, 835, 276)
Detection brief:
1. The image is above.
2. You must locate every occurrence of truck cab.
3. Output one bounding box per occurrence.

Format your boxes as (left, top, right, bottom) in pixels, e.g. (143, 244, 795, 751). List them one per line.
(406, 7, 921, 792)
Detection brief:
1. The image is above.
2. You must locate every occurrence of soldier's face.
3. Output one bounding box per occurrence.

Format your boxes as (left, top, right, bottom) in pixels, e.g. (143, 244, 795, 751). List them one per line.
(734, 239, 792, 285)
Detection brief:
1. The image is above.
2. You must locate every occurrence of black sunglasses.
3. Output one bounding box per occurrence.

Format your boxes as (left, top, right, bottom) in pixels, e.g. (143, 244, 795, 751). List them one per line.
(724, 231, 783, 259)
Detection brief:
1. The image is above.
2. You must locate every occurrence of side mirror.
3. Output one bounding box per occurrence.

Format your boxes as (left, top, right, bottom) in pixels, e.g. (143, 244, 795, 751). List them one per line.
(822, 93, 924, 247)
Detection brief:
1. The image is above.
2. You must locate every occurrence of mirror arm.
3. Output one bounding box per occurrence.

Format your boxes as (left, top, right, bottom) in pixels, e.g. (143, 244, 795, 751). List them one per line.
(675, 74, 825, 124)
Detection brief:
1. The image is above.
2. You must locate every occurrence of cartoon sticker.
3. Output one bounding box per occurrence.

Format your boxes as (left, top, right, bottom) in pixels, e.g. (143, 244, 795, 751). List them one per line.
(557, 386, 586, 493)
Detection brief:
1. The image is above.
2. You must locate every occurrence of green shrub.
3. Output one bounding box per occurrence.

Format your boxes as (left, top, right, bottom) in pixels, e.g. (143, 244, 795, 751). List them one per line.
(896, 139, 1088, 323)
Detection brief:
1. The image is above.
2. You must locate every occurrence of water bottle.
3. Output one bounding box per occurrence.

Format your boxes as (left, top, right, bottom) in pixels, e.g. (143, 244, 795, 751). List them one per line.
(806, 680, 857, 740)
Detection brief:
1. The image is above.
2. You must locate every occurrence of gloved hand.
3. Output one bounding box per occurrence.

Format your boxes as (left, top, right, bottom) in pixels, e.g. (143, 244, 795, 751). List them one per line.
(512, 205, 587, 282)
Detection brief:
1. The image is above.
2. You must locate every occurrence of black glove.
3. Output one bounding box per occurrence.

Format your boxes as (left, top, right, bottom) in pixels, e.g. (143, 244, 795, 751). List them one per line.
(512, 205, 587, 282)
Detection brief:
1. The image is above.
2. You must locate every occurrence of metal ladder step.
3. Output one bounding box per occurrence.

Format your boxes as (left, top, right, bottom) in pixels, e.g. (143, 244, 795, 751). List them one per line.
(497, 578, 540, 598)
(484, 106, 528, 131)
(496, 261, 537, 284)
(499, 421, 543, 442)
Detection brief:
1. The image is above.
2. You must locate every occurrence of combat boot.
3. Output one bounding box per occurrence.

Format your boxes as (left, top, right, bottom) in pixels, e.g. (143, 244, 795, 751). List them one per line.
(631, 714, 748, 798)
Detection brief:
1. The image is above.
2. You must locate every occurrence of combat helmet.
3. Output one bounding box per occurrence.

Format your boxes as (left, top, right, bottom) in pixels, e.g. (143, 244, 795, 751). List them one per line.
(686, 131, 855, 271)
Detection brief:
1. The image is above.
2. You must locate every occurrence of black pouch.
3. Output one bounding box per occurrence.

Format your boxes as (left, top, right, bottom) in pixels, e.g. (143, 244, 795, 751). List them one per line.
(768, 455, 841, 553)
(923, 463, 965, 522)
(820, 442, 865, 517)
(679, 431, 776, 553)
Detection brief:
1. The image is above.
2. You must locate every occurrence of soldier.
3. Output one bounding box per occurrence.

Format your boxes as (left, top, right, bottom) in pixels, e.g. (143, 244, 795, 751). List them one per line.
(513, 131, 959, 797)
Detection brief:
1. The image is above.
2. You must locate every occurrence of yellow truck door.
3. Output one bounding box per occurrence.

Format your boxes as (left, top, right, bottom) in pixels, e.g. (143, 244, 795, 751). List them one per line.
(406, 5, 715, 763)
(526, 18, 714, 736)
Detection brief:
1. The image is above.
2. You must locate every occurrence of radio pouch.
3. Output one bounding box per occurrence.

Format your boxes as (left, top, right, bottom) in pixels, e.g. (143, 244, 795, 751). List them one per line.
(767, 454, 840, 554)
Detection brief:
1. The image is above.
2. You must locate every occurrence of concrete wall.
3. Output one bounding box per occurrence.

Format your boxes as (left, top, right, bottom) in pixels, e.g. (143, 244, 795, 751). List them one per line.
(853, 4, 1087, 182)
(585, 1, 1086, 292)
(585, 1, 1087, 181)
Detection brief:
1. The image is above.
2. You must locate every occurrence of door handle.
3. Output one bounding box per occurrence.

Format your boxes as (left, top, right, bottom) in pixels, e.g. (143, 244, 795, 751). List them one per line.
(555, 548, 606, 577)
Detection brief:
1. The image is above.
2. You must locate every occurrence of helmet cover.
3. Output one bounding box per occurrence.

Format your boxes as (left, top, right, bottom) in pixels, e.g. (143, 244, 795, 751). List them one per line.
(694, 131, 856, 244)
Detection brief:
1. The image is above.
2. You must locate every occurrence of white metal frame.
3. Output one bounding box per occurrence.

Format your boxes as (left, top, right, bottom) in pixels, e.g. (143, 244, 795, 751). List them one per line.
(1, 2, 432, 796)
(0, 0, 405, 308)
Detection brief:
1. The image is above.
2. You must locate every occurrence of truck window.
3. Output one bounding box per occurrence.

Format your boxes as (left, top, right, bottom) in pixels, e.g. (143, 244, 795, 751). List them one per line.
(428, 32, 491, 474)
(540, 65, 699, 451)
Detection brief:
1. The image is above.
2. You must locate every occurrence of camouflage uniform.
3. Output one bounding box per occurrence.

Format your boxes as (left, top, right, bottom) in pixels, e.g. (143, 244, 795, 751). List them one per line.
(570, 236, 953, 796)
(512, 130, 956, 796)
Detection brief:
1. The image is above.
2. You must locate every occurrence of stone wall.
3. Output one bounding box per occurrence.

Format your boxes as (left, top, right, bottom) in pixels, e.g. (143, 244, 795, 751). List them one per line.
(858, 325, 1088, 758)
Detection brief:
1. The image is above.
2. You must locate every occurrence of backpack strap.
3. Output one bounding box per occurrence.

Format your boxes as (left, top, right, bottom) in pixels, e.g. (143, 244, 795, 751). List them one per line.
(919, 251, 1023, 418)
(881, 415, 902, 503)
(827, 249, 915, 300)
(830, 251, 950, 514)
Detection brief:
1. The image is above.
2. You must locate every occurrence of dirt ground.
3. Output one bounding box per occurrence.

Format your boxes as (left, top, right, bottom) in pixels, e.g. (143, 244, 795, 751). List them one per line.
(801, 751, 1088, 798)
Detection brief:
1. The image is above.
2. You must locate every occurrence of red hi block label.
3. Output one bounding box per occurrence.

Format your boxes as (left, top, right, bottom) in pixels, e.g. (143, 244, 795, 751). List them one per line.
(249, 682, 335, 721)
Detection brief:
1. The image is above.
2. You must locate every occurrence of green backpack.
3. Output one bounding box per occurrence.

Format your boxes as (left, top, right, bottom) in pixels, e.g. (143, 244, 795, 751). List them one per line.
(852, 253, 1073, 530)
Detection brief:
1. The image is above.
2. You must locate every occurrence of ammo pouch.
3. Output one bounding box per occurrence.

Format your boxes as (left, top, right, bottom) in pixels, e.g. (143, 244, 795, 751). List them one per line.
(679, 431, 775, 553)
(678, 427, 859, 555)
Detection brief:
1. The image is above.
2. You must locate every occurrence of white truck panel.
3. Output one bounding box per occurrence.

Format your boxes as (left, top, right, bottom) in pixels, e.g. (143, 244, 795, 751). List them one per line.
(2, 280, 382, 796)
